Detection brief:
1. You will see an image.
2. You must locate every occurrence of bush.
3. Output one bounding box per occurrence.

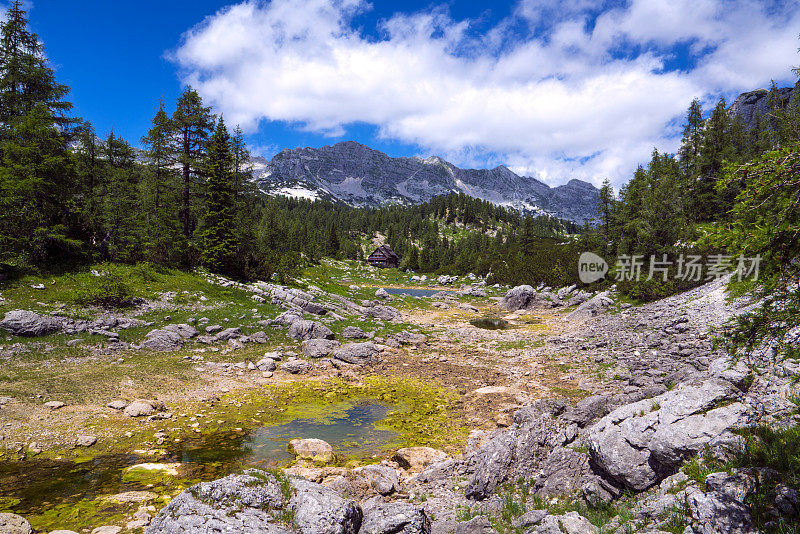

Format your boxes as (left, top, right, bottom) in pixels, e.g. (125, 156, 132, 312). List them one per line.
(71, 265, 135, 308)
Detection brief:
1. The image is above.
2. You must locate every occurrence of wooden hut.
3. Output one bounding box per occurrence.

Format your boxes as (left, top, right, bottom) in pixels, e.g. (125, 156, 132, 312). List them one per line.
(367, 244, 400, 268)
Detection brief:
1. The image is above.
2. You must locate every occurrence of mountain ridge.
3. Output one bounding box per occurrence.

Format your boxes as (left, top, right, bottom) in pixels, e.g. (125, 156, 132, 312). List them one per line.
(251, 140, 600, 224)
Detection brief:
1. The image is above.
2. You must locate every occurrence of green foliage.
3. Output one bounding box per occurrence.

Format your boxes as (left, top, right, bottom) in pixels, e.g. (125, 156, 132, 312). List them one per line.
(67, 264, 136, 308)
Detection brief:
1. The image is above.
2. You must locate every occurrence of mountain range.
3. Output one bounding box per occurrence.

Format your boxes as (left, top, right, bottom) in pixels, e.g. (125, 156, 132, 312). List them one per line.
(251, 141, 600, 224)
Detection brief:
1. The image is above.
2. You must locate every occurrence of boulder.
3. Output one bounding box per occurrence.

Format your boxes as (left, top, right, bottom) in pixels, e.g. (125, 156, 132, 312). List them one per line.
(532, 447, 592, 497)
(289, 439, 335, 464)
(106, 400, 128, 410)
(500, 285, 536, 311)
(565, 291, 613, 321)
(124, 399, 166, 418)
(341, 326, 367, 339)
(214, 327, 242, 341)
(44, 401, 66, 410)
(388, 331, 427, 345)
(351, 464, 399, 496)
(274, 311, 304, 325)
(360, 501, 430, 534)
(279, 358, 311, 374)
(162, 324, 198, 339)
(562, 395, 610, 427)
(363, 305, 401, 321)
(392, 447, 448, 472)
(291, 478, 362, 534)
(375, 288, 390, 299)
(75, 435, 97, 447)
(588, 378, 745, 491)
(0, 310, 61, 337)
(142, 329, 184, 351)
(288, 320, 335, 341)
(332, 343, 380, 365)
(301, 339, 340, 359)
(256, 356, 278, 372)
(532, 512, 597, 534)
(0, 513, 31, 534)
(455, 516, 497, 534)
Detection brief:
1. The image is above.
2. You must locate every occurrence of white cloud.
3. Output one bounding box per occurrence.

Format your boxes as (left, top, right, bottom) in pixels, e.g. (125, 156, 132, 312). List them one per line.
(172, 0, 800, 187)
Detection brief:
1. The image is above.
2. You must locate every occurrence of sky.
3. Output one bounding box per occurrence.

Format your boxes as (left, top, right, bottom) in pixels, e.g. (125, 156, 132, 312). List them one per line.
(15, 0, 800, 187)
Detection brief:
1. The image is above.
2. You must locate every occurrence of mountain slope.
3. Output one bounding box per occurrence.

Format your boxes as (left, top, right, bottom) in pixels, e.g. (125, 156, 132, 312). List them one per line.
(252, 141, 599, 224)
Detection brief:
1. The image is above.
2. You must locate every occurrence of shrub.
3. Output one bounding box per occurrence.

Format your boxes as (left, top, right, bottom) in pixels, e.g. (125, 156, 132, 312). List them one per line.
(71, 265, 135, 308)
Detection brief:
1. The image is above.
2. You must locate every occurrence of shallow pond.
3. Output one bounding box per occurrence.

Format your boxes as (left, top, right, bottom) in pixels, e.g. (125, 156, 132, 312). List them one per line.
(470, 317, 510, 330)
(382, 287, 453, 298)
(0, 399, 398, 524)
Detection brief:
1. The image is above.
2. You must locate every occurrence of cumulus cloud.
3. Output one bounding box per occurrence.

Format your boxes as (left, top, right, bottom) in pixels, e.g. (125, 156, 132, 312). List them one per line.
(172, 0, 800, 186)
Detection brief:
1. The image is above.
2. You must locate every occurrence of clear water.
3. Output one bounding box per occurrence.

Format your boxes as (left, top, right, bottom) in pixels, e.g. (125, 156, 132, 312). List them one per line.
(470, 317, 509, 330)
(0, 400, 398, 517)
(382, 287, 452, 298)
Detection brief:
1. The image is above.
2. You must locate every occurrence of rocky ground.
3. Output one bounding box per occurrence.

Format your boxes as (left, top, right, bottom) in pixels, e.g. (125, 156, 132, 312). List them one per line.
(0, 262, 798, 533)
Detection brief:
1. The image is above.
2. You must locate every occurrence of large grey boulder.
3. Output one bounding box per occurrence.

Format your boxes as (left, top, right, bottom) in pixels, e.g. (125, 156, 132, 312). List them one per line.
(288, 320, 335, 341)
(565, 291, 613, 321)
(0, 310, 61, 337)
(302, 339, 340, 358)
(341, 326, 367, 339)
(360, 501, 430, 534)
(142, 328, 184, 351)
(214, 327, 242, 341)
(0, 513, 31, 534)
(532, 447, 593, 497)
(588, 378, 745, 491)
(684, 471, 763, 534)
(162, 324, 198, 340)
(532, 512, 597, 534)
(124, 399, 166, 418)
(332, 343, 380, 365)
(454, 516, 497, 534)
(351, 464, 399, 496)
(363, 305, 401, 321)
(466, 406, 563, 500)
(500, 285, 536, 311)
(147, 470, 362, 534)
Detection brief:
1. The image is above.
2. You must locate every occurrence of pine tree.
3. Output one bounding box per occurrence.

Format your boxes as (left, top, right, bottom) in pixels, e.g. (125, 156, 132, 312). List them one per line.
(200, 118, 237, 274)
(598, 178, 614, 240)
(678, 99, 703, 178)
(173, 87, 214, 239)
(0, 2, 78, 266)
(100, 132, 144, 262)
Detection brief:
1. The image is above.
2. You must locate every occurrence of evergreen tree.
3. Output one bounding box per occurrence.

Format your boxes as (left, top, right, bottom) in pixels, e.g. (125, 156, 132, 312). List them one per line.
(200, 118, 237, 273)
(100, 132, 144, 262)
(173, 87, 214, 239)
(598, 178, 615, 239)
(0, 2, 78, 267)
(678, 98, 703, 178)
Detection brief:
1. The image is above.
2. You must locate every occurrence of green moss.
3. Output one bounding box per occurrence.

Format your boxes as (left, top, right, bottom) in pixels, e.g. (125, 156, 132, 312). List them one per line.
(27, 496, 140, 533)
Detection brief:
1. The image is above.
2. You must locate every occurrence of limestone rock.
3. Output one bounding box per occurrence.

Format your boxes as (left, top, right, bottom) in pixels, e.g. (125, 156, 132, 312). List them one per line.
(301, 339, 340, 358)
(500, 285, 536, 311)
(352, 464, 399, 496)
(0, 513, 31, 534)
(142, 328, 183, 351)
(291, 478, 362, 534)
(124, 399, 165, 418)
(0, 310, 61, 337)
(392, 447, 448, 472)
(455, 516, 497, 534)
(565, 291, 613, 321)
(76, 435, 97, 447)
(44, 401, 65, 410)
(341, 326, 367, 339)
(532, 512, 597, 534)
(162, 324, 198, 340)
(279, 358, 311, 374)
(375, 288, 390, 299)
(289, 438, 335, 464)
(332, 343, 380, 365)
(360, 501, 430, 534)
(288, 320, 335, 341)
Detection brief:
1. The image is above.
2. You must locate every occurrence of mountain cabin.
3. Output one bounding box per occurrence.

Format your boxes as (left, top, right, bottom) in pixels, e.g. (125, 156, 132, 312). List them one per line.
(367, 244, 400, 268)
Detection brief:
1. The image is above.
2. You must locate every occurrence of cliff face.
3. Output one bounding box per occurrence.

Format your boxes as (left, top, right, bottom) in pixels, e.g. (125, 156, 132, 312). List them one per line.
(729, 86, 796, 128)
(253, 141, 600, 224)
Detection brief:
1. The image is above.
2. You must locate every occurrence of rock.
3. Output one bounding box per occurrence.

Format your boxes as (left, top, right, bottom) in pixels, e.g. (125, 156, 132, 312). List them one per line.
(107, 400, 129, 410)
(205, 324, 223, 334)
(686, 485, 756, 534)
(457, 303, 479, 312)
(775, 484, 800, 516)
(0, 513, 31, 534)
(565, 291, 613, 321)
(145, 470, 294, 533)
(500, 285, 536, 311)
(291, 477, 362, 534)
(512, 509, 547, 529)
(274, 311, 304, 325)
(256, 356, 278, 372)
(288, 320, 335, 341)
(532, 447, 592, 497)
(437, 275, 458, 285)
(352, 464, 399, 496)
(44, 401, 65, 410)
(106, 491, 158, 504)
(455, 516, 497, 534)
(332, 343, 380, 365)
(532, 512, 597, 533)
(289, 438, 335, 463)
(341, 326, 367, 339)
(375, 288, 390, 299)
(279, 358, 311, 374)
(360, 501, 430, 534)
(124, 399, 165, 418)
(364, 305, 401, 321)
(126, 463, 181, 477)
(0, 310, 61, 337)
(301, 339, 340, 358)
(250, 331, 268, 343)
(75, 435, 97, 447)
(142, 328, 184, 351)
(0, 397, 12, 405)
(389, 331, 427, 345)
(90, 528, 122, 534)
(588, 378, 744, 491)
(562, 395, 610, 427)
(214, 327, 242, 341)
(392, 447, 448, 472)
(162, 324, 199, 339)
(49, 531, 79, 534)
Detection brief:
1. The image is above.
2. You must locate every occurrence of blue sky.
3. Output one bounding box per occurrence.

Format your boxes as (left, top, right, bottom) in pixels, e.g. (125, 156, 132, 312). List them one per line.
(20, 0, 800, 187)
